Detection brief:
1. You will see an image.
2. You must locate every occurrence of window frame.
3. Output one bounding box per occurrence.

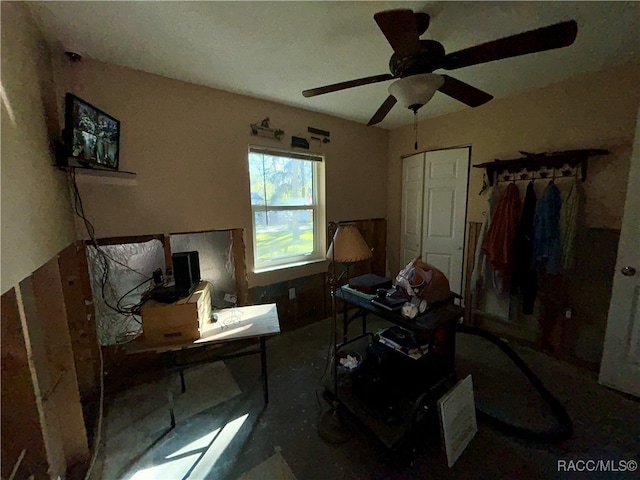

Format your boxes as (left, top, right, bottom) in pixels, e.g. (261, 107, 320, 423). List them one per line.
(248, 146, 326, 272)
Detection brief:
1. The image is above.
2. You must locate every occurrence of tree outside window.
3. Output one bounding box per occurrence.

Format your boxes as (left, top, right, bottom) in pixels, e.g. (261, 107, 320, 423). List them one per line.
(248, 147, 325, 270)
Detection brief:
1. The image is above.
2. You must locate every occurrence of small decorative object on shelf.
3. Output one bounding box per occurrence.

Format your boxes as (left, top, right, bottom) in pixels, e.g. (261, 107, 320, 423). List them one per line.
(250, 117, 284, 140)
(291, 136, 309, 149)
(308, 126, 330, 144)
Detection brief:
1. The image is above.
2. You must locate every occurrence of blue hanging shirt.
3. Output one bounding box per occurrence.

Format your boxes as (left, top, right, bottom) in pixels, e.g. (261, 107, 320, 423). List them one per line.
(533, 181, 562, 274)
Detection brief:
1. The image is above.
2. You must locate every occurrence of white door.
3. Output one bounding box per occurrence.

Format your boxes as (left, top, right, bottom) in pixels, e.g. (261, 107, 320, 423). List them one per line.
(421, 147, 470, 296)
(400, 153, 425, 267)
(599, 109, 640, 397)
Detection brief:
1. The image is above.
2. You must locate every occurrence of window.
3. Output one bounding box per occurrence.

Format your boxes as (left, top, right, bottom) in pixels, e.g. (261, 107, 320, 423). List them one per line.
(248, 147, 325, 271)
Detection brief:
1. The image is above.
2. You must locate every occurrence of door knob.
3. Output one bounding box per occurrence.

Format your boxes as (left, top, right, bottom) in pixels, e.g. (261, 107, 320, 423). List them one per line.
(621, 266, 637, 276)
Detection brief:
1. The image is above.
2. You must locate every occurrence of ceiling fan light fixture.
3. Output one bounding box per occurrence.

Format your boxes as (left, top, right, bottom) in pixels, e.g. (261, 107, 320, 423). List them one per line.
(388, 74, 444, 112)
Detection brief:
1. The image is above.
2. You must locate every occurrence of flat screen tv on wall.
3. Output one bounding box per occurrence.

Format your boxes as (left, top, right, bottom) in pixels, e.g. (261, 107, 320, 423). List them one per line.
(63, 93, 120, 170)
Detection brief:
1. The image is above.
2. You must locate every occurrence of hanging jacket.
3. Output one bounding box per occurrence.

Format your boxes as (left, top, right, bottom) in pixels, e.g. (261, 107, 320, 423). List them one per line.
(481, 183, 522, 282)
(559, 178, 582, 270)
(534, 181, 562, 274)
(511, 181, 538, 314)
(471, 183, 502, 299)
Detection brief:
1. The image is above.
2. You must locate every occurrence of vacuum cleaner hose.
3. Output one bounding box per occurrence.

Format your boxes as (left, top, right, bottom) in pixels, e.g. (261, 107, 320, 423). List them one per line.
(456, 324, 573, 443)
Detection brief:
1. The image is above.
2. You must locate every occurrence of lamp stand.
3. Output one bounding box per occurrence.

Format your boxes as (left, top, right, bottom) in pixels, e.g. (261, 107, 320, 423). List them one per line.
(317, 221, 352, 444)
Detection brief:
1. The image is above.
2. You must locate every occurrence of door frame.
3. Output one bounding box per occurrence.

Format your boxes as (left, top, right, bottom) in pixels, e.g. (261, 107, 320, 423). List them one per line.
(598, 108, 640, 396)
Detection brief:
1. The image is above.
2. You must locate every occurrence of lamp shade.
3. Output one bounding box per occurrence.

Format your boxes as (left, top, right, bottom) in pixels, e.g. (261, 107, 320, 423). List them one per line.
(326, 224, 372, 263)
(388, 74, 444, 111)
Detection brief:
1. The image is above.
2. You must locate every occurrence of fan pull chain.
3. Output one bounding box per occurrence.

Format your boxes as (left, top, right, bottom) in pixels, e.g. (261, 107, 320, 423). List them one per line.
(414, 111, 418, 150)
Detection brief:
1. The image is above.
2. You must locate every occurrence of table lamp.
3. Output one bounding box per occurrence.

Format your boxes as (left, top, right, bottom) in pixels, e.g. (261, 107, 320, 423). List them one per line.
(319, 222, 372, 444)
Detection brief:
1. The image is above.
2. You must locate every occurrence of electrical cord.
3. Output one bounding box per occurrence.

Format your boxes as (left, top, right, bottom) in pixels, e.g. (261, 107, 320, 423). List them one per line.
(69, 169, 145, 276)
(115, 276, 154, 318)
(68, 170, 147, 479)
(68, 170, 147, 320)
(83, 330, 104, 480)
(315, 312, 336, 416)
(315, 315, 344, 444)
(456, 324, 573, 443)
(68, 170, 107, 480)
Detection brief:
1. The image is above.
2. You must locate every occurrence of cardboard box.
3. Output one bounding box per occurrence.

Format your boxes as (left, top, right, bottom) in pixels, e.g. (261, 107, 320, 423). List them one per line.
(142, 281, 212, 345)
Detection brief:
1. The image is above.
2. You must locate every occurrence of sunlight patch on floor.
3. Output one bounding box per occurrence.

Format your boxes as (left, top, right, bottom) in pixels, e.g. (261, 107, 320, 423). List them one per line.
(129, 453, 201, 480)
(166, 428, 221, 460)
(186, 413, 249, 479)
(126, 413, 250, 480)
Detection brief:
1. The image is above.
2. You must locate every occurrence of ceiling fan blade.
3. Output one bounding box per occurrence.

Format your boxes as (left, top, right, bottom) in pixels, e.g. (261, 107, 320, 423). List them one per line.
(442, 20, 578, 70)
(374, 9, 421, 56)
(367, 95, 397, 126)
(302, 74, 394, 98)
(438, 75, 493, 107)
(415, 12, 430, 37)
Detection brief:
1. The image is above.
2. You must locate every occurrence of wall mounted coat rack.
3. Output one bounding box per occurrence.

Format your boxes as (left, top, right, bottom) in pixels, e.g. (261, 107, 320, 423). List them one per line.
(474, 149, 609, 186)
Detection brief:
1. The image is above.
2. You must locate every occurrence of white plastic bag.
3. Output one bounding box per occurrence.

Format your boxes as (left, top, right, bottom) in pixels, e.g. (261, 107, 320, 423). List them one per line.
(395, 257, 451, 305)
(395, 257, 433, 297)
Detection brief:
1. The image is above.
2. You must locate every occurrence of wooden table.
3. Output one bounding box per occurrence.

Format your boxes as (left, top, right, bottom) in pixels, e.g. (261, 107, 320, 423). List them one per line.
(128, 303, 281, 428)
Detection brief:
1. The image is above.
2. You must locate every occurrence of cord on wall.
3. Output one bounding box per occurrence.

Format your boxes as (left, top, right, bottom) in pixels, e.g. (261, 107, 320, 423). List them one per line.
(66, 170, 114, 479)
(83, 335, 104, 480)
(7, 449, 26, 480)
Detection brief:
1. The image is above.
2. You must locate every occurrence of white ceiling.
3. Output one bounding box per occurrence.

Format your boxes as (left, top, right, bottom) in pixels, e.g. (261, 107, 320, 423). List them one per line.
(28, 1, 640, 129)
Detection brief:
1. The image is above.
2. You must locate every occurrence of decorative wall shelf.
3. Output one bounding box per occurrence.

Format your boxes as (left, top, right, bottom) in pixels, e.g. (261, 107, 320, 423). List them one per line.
(58, 166, 138, 186)
(474, 149, 609, 185)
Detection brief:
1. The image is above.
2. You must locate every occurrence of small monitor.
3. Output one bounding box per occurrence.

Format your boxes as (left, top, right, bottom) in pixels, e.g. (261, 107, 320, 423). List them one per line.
(172, 251, 200, 297)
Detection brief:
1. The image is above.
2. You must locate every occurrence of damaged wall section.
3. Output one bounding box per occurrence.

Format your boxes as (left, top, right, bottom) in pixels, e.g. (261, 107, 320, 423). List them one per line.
(86, 229, 247, 394)
(86, 239, 165, 345)
(86, 230, 242, 345)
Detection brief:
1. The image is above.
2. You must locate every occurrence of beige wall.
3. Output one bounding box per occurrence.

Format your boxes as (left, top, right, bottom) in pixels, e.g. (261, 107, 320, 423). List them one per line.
(61, 59, 388, 287)
(7, 9, 634, 292)
(1, 2, 76, 294)
(387, 63, 640, 276)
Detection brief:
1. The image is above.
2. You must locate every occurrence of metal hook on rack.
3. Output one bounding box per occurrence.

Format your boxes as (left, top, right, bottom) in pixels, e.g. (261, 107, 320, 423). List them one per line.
(479, 173, 489, 195)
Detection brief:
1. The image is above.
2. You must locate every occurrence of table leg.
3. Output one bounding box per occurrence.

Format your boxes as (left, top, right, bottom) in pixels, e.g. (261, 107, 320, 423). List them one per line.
(362, 312, 367, 336)
(162, 351, 177, 428)
(260, 336, 268, 405)
(167, 378, 176, 429)
(180, 370, 186, 394)
(342, 301, 348, 343)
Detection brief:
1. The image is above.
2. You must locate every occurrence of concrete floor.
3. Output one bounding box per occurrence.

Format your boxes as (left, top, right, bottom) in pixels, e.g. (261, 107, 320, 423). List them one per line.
(95, 314, 640, 479)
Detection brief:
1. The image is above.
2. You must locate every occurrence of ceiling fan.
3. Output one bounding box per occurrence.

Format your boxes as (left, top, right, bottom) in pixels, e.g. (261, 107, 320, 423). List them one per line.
(302, 9, 578, 126)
